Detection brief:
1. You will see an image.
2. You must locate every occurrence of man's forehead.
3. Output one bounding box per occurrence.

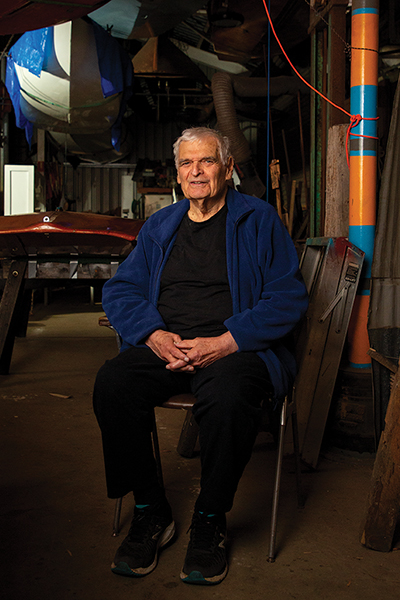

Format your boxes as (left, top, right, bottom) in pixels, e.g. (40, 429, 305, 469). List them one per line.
(178, 137, 219, 157)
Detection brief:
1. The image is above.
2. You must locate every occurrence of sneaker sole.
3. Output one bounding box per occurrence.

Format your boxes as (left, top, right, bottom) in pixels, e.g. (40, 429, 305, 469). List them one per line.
(111, 520, 176, 577)
(180, 563, 228, 585)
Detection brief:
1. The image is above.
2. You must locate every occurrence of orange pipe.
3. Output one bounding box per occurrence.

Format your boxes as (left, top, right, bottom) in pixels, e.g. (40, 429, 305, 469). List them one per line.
(349, 155, 377, 226)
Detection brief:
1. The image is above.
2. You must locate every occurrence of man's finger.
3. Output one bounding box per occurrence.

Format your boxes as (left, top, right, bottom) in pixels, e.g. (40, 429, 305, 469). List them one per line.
(166, 359, 194, 372)
(170, 349, 190, 362)
(174, 340, 194, 350)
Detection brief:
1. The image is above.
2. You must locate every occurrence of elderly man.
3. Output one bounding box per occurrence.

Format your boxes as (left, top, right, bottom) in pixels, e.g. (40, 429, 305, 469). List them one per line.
(93, 127, 308, 585)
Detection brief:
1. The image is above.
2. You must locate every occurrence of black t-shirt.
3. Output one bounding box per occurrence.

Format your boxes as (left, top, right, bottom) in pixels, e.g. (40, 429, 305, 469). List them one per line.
(158, 204, 233, 339)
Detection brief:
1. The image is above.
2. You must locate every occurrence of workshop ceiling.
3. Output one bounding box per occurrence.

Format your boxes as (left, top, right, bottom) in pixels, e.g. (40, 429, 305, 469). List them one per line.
(0, 1, 335, 173)
(0, 1, 311, 71)
(1, 1, 399, 168)
(0, 1, 313, 126)
(0, 0, 109, 34)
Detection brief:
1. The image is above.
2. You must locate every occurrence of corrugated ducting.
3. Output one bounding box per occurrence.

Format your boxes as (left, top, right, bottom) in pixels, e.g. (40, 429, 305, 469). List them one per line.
(212, 71, 265, 197)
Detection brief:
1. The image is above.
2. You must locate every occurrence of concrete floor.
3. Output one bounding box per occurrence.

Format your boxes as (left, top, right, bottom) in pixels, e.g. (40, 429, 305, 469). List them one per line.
(1, 286, 399, 600)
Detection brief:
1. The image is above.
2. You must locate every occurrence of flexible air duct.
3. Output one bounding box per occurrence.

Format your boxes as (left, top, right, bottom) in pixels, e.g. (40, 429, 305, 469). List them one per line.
(212, 72, 309, 198)
(212, 71, 265, 197)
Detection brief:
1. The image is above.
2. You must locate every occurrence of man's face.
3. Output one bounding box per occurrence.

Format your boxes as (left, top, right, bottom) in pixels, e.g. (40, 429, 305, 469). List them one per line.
(176, 137, 233, 204)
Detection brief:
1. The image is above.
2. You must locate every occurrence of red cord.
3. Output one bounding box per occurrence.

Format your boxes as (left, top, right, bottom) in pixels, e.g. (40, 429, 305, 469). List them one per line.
(262, 0, 378, 169)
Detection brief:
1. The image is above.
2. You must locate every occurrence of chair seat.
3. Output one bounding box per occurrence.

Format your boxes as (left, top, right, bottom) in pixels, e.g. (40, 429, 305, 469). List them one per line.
(99, 315, 111, 327)
(162, 394, 196, 410)
(160, 394, 198, 460)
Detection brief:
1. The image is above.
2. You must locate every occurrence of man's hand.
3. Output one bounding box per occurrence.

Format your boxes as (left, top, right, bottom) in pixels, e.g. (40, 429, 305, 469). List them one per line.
(145, 329, 195, 372)
(172, 331, 238, 370)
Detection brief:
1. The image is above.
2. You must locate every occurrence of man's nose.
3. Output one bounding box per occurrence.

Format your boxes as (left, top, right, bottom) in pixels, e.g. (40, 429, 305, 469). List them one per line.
(190, 161, 203, 176)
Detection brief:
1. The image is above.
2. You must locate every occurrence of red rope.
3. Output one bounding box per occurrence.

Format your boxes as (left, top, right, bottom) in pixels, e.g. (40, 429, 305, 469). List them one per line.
(262, 0, 378, 169)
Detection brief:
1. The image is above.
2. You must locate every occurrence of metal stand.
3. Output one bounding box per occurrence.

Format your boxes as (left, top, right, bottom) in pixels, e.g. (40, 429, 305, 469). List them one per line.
(0, 260, 27, 374)
(268, 391, 304, 562)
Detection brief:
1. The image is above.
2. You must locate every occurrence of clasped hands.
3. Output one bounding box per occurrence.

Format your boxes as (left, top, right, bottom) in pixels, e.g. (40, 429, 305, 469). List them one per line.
(145, 329, 238, 372)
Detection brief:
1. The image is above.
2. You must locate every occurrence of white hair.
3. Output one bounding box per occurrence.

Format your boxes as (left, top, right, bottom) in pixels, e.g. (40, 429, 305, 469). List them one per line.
(173, 127, 231, 169)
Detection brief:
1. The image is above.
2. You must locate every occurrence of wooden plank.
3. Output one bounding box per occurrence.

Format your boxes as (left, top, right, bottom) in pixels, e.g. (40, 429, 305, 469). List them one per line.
(269, 159, 283, 221)
(0, 260, 27, 374)
(324, 124, 349, 238)
(361, 356, 400, 551)
(368, 348, 397, 374)
(288, 180, 297, 237)
(297, 91, 309, 213)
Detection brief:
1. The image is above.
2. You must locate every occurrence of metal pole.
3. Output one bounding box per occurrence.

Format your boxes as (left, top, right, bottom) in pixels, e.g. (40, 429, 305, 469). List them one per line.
(266, 0, 271, 200)
(347, 0, 379, 368)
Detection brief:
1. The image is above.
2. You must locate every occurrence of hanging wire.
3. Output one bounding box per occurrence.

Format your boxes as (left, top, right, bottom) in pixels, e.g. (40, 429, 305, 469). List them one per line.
(303, 0, 378, 55)
(261, 0, 379, 168)
(303, 0, 352, 57)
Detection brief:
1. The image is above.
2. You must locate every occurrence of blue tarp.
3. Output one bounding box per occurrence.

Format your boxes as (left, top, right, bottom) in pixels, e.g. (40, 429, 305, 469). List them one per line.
(5, 28, 53, 146)
(88, 17, 133, 151)
(5, 19, 133, 151)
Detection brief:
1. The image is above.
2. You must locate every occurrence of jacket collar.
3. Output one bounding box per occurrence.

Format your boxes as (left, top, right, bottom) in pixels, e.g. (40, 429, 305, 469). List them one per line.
(148, 198, 189, 248)
(225, 187, 254, 223)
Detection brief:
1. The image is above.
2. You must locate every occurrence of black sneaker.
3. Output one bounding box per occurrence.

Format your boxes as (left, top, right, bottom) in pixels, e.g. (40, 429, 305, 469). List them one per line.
(111, 501, 175, 577)
(180, 511, 228, 585)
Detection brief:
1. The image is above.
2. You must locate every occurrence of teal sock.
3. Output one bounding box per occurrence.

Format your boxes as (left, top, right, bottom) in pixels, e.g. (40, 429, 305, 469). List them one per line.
(135, 504, 150, 509)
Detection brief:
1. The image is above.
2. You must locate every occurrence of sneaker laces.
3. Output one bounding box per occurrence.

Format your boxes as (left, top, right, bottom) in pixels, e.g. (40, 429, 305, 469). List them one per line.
(126, 506, 155, 544)
(124, 503, 171, 549)
(188, 513, 225, 552)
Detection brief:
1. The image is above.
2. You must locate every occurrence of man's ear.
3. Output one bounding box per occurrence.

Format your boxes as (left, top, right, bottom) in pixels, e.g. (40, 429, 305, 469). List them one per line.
(225, 156, 234, 180)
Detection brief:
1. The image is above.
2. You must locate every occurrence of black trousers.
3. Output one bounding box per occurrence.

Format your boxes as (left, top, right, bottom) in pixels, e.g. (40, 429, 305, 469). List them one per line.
(93, 347, 274, 514)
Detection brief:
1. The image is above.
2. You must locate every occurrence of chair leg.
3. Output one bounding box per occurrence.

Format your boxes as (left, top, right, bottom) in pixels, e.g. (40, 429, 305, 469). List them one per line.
(177, 410, 199, 458)
(268, 396, 287, 563)
(112, 497, 123, 537)
(291, 404, 305, 509)
(152, 410, 165, 489)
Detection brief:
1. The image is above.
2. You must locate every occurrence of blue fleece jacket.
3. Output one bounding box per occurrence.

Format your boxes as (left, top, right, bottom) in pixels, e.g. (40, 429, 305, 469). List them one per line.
(102, 188, 308, 399)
